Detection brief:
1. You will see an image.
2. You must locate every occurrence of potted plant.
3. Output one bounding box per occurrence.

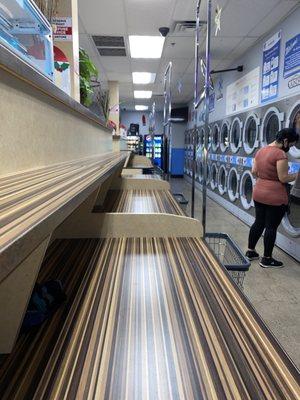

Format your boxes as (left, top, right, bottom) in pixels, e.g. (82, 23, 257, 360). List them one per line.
(79, 48, 98, 107)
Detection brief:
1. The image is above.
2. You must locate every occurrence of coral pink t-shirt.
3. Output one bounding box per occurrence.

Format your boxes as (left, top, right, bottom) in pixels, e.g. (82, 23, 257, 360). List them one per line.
(253, 146, 288, 206)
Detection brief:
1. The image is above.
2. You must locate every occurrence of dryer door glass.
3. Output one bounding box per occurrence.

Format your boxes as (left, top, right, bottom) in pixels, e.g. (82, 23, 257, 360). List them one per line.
(213, 125, 219, 148)
(208, 128, 212, 148)
(231, 172, 238, 195)
(232, 123, 240, 148)
(289, 196, 300, 229)
(200, 128, 205, 148)
(265, 113, 279, 144)
(219, 167, 226, 193)
(246, 118, 257, 148)
(245, 176, 253, 204)
(288, 184, 300, 229)
(221, 123, 229, 149)
(291, 109, 300, 150)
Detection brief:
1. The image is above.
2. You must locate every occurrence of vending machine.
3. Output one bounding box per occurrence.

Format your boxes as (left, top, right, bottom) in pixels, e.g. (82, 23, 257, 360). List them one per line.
(144, 135, 163, 168)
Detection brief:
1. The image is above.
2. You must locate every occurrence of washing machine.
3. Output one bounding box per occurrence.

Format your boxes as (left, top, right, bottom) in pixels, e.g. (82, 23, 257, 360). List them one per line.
(286, 99, 300, 159)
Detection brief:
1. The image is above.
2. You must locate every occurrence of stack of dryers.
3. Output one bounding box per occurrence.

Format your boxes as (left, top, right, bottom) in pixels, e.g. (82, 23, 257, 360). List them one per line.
(184, 93, 300, 261)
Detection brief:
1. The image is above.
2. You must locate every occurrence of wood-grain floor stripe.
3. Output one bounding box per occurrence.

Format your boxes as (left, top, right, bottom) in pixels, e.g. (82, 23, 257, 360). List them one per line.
(101, 189, 185, 215)
(0, 238, 299, 399)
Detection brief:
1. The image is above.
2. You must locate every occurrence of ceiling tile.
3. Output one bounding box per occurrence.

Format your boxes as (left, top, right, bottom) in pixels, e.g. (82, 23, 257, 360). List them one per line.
(79, 0, 126, 35)
(125, 0, 176, 35)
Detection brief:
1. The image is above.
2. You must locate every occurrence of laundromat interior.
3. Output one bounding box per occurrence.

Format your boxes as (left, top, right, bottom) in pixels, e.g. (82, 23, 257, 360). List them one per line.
(0, 0, 300, 398)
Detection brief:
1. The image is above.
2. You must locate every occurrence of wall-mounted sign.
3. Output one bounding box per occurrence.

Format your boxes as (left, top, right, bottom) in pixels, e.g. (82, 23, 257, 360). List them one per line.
(261, 31, 281, 103)
(216, 77, 224, 101)
(209, 93, 215, 112)
(288, 75, 300, 89)
(226, 67, 260, 115)
(52, 17, 73, 41)
(284, 33, 300, 79)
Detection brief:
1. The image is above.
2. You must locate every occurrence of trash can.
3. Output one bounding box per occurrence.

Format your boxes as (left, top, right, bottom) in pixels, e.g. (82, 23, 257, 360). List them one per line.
(205, 233, 250, 290)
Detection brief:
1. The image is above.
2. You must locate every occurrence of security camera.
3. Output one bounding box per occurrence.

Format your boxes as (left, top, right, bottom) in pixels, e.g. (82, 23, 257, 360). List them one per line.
(159, 27, 170, 37)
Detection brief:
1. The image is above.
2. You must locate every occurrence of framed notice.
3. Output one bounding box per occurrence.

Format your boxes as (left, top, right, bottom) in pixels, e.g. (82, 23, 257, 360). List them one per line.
(261, 31, 281, 103)
(52, 17, 73, 41)
(284, 33, 300, 79)
(226, 67, 260, 116)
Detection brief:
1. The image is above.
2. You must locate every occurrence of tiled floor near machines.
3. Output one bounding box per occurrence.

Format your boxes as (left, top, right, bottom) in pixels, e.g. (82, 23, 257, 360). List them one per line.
(170, 178, 300, 370)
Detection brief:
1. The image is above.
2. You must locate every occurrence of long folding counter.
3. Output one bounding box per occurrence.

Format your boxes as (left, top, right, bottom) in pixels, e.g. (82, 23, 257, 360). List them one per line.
(0, 236, 299, 399)
(0, 171, 299, 399)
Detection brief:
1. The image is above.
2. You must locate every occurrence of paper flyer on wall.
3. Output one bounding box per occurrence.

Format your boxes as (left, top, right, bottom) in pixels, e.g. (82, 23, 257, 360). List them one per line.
(261, 31, 281, 103)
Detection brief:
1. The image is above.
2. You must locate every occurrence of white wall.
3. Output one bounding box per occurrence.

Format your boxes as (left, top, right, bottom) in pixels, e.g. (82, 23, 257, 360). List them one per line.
(188, 7, 300, 128)
(120, 110, 164, 136)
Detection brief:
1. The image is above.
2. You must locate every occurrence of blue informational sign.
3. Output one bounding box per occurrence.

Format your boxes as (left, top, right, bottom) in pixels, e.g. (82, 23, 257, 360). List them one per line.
(261, 31, 281, 103)
(284, 33, 300, 79)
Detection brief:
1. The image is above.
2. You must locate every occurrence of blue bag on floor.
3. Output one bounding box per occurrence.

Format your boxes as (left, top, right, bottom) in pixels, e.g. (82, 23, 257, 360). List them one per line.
(22, 280, 66, 331)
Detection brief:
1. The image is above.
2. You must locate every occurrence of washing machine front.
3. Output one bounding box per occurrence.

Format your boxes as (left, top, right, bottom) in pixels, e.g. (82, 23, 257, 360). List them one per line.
(243, 112, 260, 154)
(210, 162, 218, 191)
(227, 167, 241, 202)
(212, 123, 220, 152)
(230, 117, 243, 154)
(217, 163, 228, 196)
(286, 100, 300, 159)
(261, 107, 284, 146)
(220, 120, 230, 153)
(240, 169, 255, 211)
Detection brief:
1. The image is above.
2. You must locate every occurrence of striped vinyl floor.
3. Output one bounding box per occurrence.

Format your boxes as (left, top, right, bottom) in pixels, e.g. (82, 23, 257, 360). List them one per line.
(0, 238, 299, 399)
(101, 189, 185, 215)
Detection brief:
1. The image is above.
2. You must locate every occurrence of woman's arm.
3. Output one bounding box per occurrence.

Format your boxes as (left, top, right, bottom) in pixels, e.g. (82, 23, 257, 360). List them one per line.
(277, 159, 297, 183)
(252, 159, 258, 177)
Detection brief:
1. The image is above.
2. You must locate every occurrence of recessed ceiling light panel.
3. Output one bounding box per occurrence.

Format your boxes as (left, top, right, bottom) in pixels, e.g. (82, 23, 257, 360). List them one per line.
(132, 72, 156, 84)
(129, 36, 165, 59)
(134, 90, 153, 99)
(135, 105, 149, 111)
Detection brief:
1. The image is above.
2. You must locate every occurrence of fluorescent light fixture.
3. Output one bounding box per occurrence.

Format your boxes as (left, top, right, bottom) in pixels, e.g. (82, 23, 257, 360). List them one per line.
(132, 72, 156, 84)
(134, 90, 152, 99)
(129, 36, 165, 59)
(135, 105, 149, 111)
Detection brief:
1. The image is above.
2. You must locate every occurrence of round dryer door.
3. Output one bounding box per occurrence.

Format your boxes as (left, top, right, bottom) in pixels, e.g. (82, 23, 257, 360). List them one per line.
(240, 170, 255, 210)
(212, 124, 220, 152)
(218, 165, 227, 195)
(282, 184, 300, 237)
(196, 128, 201, 149)
(243, 113, 260, 154)
(228, 167, 240, 202)
(230, 118, 242, 153)
(197, 160, 203, 183)
(220, 121, 230, 152)
(206, 164, 211, 185)
(261, 107, 284, 147)
(286, 101, 300, 158)
(210, 163, 218, 190)
(199, 127, 205, 149)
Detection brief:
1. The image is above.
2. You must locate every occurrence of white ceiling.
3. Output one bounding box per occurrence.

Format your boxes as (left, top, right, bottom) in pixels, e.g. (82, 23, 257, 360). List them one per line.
(79, 0, 300, 110)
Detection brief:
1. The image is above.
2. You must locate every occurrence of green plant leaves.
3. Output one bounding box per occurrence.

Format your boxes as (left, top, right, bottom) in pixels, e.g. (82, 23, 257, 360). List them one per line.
(79, 48, 98, 107)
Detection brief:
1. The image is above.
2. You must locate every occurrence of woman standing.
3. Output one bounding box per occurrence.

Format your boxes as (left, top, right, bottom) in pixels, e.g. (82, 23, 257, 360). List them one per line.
(246, 128, 299, 268)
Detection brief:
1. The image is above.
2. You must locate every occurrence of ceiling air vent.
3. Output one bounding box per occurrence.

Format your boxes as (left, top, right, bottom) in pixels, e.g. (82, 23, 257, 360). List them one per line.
(98, 48, 126, 57)
(93, 35, 126, 57)
(173, 21, 197, 34)
(92, 36, 125, 48)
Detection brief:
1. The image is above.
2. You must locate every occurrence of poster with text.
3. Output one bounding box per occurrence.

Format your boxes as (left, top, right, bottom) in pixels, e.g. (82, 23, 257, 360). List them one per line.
(226, 67, 260, 116)
(52, 17, 73, 41)
(261, 31, 281, 103)
(284, 33, 300, 78)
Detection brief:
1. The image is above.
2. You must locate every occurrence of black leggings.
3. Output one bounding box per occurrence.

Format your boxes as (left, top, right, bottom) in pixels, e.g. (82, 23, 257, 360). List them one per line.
(248, 201, 287, 257)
